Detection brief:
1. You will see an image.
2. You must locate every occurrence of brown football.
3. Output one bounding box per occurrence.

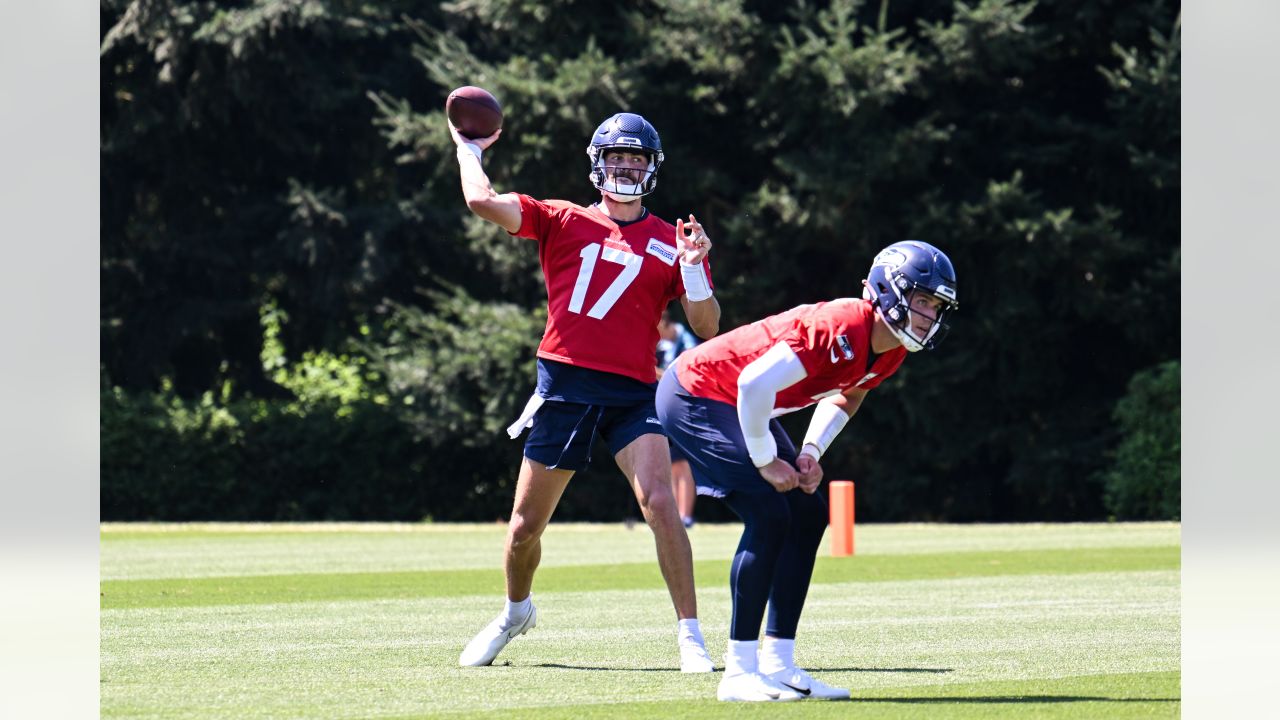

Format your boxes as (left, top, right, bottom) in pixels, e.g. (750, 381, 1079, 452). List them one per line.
(446, 86, 503, 139)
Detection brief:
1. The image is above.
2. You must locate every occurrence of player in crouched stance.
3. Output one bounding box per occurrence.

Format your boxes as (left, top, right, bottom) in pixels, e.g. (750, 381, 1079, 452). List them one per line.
(656, 241, 958, 701)
(450, 111, 720, 673)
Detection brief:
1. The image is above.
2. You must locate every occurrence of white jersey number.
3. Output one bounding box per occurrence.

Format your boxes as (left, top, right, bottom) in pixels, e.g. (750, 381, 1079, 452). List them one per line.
(568, 242, 642, 319)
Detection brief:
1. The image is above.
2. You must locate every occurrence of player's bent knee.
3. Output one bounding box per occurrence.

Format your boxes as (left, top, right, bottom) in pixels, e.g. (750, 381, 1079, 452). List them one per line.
(507, 516, 546, 548)
(636, 478, 678, 515)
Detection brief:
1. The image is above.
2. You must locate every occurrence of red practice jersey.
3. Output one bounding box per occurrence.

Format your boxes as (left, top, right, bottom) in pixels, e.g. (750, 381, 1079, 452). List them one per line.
(512, 194, 713, 384)
(676, 298, 907, 414)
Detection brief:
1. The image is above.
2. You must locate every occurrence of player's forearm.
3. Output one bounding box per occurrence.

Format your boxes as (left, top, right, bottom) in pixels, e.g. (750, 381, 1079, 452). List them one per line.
(457, 148, 498, 208)
(799, 390, 865, 461)
(799, 400, 852, 461)
(456, 144, 520, 231)
(736, 380, 778, 468)
(736, 342, 808, 467)
(684, 296, 720, 339)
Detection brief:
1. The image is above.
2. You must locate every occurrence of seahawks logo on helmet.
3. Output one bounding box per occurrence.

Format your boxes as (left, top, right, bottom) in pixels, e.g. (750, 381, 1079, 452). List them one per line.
(871, 247, 908, 269)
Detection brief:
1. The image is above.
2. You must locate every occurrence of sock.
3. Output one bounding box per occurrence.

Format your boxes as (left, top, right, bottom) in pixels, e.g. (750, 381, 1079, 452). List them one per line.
(503, 596, 531, 626)
(758, 636, 795, 674)
(678, 618, 705, 646)
(724, 640, 759, 676)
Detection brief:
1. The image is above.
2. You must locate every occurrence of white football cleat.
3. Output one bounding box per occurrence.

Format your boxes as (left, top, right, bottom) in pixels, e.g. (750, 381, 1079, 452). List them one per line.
(679, 639, 715, 673)
(764, 667, 851, 699)
(716, 671, 805, 702)
(457, 604, 537, 667)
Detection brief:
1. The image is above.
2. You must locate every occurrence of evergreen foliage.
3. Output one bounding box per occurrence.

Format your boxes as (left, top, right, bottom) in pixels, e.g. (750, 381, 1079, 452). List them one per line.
(1101, 360, 1180, 520)
(101, 0, 1180, 521)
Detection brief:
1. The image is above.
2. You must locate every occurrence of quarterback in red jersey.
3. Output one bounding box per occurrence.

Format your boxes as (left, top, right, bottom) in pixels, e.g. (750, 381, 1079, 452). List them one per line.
(450, 111, 721, 673)
(656, 241, 958, 702)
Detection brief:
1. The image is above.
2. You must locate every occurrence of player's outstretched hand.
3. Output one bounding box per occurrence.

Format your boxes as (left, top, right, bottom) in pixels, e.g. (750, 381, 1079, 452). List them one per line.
(758, 458, 799, 493)
(448, 121, 502, 151)
(675, 214, 712, 265)
(796, 454, 823, 494)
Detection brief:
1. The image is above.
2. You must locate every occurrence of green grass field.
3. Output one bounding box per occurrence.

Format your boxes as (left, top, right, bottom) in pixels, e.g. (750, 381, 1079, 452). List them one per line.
(100, 522, 1180, 718)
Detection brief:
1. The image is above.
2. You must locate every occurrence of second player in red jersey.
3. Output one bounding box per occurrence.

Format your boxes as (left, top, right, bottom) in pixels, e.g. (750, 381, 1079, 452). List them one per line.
(657, 241, 958, 702)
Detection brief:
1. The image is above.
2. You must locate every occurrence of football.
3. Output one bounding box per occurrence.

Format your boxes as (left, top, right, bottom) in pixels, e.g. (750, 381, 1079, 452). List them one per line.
(446, 86, 504, 139)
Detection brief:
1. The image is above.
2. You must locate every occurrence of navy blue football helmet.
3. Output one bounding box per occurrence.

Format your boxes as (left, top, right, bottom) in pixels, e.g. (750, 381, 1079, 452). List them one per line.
(586, 112, 664, 201)
(863, 240, 958, 352)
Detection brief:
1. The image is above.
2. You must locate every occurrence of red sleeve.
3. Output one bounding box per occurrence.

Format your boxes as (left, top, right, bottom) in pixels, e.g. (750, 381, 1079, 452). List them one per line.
(510, 193, 554, 241)
(783, 311, 826, 379)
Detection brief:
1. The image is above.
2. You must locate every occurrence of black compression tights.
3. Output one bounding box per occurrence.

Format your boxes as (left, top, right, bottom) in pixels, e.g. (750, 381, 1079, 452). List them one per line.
(721, 486, 829, 641)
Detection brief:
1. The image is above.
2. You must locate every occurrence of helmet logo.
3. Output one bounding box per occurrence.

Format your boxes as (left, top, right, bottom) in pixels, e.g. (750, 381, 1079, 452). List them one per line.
(872, 248, 908, 269)
(614, 137, 642, 146)
(934, 285, 957, 300)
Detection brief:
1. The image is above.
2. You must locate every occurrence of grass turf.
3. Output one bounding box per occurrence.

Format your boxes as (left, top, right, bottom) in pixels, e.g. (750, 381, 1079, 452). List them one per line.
(100, 522, 1179, 719)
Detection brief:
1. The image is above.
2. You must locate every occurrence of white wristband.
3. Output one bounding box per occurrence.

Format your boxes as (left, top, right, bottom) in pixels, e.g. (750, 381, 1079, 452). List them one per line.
(744, 433, 777, 468)
(456, 143, 482, 162)
(680, 260, 713, 302)
(801, 401, 850, 459)
(799, 444, 821, 462)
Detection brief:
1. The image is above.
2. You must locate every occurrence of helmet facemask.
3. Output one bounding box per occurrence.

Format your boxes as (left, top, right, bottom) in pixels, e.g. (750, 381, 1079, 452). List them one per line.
(892, 284, 956, 351)
(586, 113, 665, 201)
(588, 146, 661, 201)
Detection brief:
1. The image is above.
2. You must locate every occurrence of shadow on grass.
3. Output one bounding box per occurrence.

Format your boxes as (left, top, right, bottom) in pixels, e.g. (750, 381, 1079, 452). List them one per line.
(821, 667, 953, 674)
(530, 663, 685, 672)
(860, 696, 1180, 704)
(531, 663, 953, 674)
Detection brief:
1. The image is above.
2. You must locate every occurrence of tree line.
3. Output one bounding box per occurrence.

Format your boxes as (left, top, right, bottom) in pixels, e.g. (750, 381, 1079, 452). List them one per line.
(101, 0, 1180, 522)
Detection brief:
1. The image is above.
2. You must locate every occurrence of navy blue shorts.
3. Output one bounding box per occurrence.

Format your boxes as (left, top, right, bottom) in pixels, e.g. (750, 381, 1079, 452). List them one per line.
(655, 370, 798, 498)
(525, 398, 665, 472)
(669, 438, 688, 464)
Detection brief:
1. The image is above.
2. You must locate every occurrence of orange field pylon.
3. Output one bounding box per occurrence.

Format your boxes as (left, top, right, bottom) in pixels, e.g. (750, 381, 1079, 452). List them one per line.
(830, 480, 855, 557)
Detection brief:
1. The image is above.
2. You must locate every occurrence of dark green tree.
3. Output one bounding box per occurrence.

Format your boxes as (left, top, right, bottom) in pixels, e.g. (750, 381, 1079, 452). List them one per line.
(102, 0, 1180, 522)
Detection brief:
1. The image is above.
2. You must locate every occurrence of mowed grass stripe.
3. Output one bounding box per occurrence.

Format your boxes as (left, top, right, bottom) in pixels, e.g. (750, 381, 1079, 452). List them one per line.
(100, 523, 1181, 580)
(101, 545, 1178, 610)
(414, 671, 1179, 720)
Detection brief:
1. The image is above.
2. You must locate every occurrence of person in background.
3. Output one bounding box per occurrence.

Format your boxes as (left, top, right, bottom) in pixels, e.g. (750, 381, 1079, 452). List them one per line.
(656, 309, 701, 528)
